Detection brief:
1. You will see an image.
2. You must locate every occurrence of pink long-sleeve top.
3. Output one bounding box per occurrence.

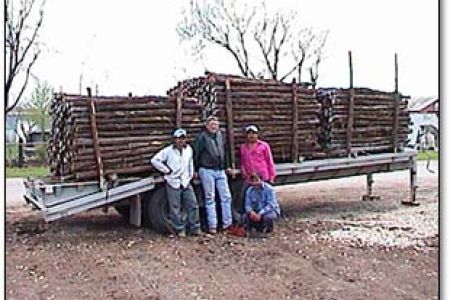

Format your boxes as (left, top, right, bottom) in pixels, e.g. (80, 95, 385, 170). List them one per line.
(240, 140, 276, 183)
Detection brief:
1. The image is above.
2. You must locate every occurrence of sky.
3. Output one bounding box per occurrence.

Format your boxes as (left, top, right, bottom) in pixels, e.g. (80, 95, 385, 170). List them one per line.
(26, 0, 438, 99)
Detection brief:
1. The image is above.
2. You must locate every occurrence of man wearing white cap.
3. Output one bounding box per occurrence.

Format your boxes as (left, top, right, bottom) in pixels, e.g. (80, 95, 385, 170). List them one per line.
(151, 128, 201, 237)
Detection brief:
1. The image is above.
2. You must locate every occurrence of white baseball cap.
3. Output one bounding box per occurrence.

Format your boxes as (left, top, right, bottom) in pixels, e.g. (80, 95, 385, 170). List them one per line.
(173, 128, 187, 138)
(245, 125, 259, 133)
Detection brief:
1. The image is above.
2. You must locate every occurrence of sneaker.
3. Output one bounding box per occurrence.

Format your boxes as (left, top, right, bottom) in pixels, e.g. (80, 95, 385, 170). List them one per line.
(208, 228, 217, 235)
(190, 228, 202, 236)
(177, 231, 186, 238)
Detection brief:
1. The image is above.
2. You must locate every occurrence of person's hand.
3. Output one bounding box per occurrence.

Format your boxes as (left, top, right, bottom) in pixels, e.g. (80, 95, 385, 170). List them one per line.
(269, 177, 275, 184)
(226, 168, 234, 176)
(254, 213, 262, 222)
(249, 211, 258, 221)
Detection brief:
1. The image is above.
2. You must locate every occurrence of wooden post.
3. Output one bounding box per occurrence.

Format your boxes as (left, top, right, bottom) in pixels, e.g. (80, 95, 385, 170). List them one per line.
(291, 84, 299, 162)
(18, 136, 24, 167)
(225, 79, 236, 170)
(87, 87, 106, 189)
(395, 53, 399, 94)
(392, 53, 400, 153)
(346, 51, 355, 156)
(176, 92, 183, 128)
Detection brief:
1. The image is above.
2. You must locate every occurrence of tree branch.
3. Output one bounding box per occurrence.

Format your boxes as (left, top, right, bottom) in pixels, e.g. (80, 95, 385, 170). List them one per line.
(6, 50, 39, 114)
(5, 0, 45, 114)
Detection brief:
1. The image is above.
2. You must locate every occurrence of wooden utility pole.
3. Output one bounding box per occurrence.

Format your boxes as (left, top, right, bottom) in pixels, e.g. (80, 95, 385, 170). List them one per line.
(346, 51, 355, 156)
(392, 53, 400, 153)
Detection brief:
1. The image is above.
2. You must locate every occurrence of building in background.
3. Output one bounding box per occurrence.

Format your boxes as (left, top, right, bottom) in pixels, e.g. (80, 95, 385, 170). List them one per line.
(407, 96, 439, 150)
(6, 108, 50, 165)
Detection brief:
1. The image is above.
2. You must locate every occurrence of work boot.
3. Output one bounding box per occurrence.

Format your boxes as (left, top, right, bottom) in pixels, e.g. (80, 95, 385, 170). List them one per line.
(255, 231, 268, 239)
(247, 227, 257, 238)
(225, 225, 246, 237)
(265, 223, 274, 233)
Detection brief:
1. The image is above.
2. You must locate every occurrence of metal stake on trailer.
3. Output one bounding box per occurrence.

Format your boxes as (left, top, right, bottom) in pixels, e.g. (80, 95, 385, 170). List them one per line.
(402, 154, 419, 206)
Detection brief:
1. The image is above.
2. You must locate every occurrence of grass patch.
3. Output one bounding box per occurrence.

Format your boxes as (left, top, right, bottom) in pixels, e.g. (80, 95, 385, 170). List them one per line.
(6, 166, 50, 178)
(6, 143, 18, 162)
(417, 150, 439, 161)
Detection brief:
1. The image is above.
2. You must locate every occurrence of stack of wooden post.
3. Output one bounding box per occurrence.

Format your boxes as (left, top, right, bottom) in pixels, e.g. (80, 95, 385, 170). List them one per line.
(168, 72, 322, 166)
(48, 73, 410, 182)
(316, 88, 340, 156)
(316, 87, 410, 156)
(48, 93, 203, 181)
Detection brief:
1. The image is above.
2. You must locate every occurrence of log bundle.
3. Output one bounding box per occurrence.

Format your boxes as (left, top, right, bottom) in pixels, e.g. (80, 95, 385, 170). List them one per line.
(168, 73, 322, 165)
(316, 88, 410, 157)
(48, 94, 203, 181)
(48, 72, 410, 182)
(168, 73, 411, 164)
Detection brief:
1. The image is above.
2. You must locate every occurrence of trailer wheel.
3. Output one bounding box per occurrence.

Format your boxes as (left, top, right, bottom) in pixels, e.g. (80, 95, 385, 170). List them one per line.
(114, 193, 152, 226)
(146, 187, 172, 233)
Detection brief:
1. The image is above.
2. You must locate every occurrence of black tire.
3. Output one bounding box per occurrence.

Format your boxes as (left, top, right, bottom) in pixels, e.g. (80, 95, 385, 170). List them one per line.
(114, 193, 151, 226)
(146, 187, 172, 233)
(114, 204, 130, 222)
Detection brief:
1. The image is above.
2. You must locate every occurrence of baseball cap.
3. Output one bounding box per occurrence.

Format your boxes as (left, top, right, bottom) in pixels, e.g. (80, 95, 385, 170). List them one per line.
(173, 128, 187, 138)
(245, 125, 259, 133)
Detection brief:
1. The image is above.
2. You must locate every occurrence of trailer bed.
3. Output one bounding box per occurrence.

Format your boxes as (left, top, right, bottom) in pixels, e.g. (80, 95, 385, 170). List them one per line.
(23, 151, 418, 223)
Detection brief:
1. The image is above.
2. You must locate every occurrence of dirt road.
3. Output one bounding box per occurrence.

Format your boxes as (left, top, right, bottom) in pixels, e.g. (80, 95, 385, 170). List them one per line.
(6, 161, 438, 299)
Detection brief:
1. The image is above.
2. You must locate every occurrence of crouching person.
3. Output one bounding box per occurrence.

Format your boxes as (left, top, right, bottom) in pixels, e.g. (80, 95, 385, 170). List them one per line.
(243, 174, 280, 235)
(150, 128, 201, 237)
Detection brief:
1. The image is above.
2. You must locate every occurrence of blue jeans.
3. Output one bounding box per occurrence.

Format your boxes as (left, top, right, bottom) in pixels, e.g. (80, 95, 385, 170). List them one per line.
(166, 184, 200, 233)
(242, 211, 278, 232)
(198, 168, 232, 230)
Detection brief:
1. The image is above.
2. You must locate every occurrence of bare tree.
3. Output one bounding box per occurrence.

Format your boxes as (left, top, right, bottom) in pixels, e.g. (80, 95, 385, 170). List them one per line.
(177, 0, 329, 83)
(5, 0, 46, 115)
(253, 11, 294, 81)
(178, 0, 258, 78)
(308, 30, 329, 86)
(293, 28, 329, 83)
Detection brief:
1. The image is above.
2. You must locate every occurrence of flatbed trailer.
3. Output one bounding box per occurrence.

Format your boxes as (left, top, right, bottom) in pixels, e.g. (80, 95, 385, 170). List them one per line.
(23, 151, 418, 232)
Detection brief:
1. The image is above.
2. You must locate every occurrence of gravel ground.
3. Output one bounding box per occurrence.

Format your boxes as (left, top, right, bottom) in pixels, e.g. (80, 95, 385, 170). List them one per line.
(315, 200, 438, 249)
(278, 161, 438, 250)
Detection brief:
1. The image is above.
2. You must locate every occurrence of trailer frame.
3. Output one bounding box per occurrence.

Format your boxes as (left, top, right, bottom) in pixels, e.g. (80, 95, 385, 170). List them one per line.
(23, 150, 418, 228)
